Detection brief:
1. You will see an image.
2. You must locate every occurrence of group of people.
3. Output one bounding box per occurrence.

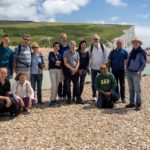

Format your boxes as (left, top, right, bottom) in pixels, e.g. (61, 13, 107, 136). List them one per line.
(0, 32, 147, 117)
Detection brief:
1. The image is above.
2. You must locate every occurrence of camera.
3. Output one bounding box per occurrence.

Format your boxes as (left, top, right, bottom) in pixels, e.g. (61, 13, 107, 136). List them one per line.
(38, 63, 43, 69)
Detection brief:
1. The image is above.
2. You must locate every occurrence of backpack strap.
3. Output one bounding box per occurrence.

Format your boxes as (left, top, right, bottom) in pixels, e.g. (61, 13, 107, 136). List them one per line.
(16, 45, 32, 67)
(90, 44, 104, 53)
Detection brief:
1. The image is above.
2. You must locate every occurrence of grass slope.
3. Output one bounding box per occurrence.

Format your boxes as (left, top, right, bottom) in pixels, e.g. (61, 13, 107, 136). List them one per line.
(0, 21, 132, 47)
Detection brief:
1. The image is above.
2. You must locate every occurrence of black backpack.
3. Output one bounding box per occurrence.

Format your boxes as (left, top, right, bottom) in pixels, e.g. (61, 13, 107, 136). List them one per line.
(90, 43, 104, 54)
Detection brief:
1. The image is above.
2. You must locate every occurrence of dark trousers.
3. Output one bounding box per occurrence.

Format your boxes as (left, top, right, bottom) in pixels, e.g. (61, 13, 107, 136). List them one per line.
(72, 73, 87, 97)
(66, 73, 80, 100)
(79, 73, 87, 96)
(57, 79, 67, 97)
(0, 100, 18, 114)
(97, 91, 120, 108)
(91, 69, 99, 97)
(112, 70, 125, 100)
(58, 66, 67, 98)
(31, 74, 43, 103)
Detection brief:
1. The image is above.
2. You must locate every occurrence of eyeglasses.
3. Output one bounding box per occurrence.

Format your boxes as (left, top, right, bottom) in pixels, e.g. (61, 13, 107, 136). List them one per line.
(24, 38, 30, 41)
(101, 68, 107, 70)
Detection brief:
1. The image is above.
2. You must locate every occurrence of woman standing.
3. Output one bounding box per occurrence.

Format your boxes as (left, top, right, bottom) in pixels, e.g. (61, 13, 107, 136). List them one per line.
(48, 42, 63, 107)
(30, 42, 45, 104)
(0, 34, 13, 79)
(77, 40, 89, 100)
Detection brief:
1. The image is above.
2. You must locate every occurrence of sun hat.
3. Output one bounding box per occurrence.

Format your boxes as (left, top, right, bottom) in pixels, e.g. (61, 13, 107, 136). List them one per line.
(131, 37, 143, 45)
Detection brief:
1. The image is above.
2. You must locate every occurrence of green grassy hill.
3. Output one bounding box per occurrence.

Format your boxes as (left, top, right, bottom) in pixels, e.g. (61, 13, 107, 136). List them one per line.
(0, 21, 132, 47)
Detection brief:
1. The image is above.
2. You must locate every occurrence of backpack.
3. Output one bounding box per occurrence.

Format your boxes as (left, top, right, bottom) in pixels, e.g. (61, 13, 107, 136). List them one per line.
(90, 43, 104, 54)
(16, 45, 32, 67)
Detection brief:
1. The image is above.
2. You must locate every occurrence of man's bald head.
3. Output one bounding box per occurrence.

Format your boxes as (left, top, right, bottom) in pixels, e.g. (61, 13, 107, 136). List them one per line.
(0, 68, 8, 79)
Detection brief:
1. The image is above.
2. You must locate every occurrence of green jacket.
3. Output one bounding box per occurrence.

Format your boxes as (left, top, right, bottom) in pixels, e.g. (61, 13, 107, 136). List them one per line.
(95, 72, 117, 92)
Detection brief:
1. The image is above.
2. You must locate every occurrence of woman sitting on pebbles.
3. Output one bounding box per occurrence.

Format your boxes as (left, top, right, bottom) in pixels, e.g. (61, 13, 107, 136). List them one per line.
(11, 72, 37, 112)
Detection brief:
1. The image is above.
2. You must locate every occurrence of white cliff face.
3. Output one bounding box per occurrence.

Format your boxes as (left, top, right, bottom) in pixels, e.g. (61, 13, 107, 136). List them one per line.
(107, 26, 135, 52)
(121, 26, 135, 51)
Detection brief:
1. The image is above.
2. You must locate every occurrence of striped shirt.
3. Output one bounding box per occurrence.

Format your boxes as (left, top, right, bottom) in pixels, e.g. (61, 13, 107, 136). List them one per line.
(13, 45, 31, 71)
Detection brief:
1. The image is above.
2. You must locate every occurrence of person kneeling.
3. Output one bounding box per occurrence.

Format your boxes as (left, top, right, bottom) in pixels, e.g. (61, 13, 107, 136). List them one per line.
(96, 65, 119, 108)
(11, 72, 37, 112)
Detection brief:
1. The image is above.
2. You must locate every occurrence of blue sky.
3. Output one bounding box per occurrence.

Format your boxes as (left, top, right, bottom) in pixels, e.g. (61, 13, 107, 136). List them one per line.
(0, 0, 150, 47)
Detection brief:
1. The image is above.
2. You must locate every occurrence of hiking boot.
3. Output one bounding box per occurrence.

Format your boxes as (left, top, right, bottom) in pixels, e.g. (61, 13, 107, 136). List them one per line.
(125, 103, 136, 108)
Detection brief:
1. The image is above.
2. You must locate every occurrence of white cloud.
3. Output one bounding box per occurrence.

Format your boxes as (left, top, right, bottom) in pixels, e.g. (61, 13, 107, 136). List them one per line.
(137, 14, 149, 19)
(135, 26, 150, 48)
(110, 16, 119, 21)
(106, 0, 127, 7)
(0, 0, 89, 21)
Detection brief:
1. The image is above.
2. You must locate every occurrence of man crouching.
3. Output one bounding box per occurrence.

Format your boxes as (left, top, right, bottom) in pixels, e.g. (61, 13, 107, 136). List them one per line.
(95, 64, 120, 108)
(0, 68, 20, 117)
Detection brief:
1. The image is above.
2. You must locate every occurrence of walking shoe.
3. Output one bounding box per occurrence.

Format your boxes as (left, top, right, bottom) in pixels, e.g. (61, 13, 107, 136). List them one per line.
(76, 99, 84, 104)
(39, 101, 44, 104)
(23, 107, 28, 112)
(92, 97, 97, 101)
(135, 106, 141, 111)
(135, 104, 141, 111)
(125, 103, 136, 108)
(66, 99, 71, 104)
(63, 97, 67, 101)
(122, 99, 126, 103)
(49, 100, 56, 107)
(58, 97, 63, 101)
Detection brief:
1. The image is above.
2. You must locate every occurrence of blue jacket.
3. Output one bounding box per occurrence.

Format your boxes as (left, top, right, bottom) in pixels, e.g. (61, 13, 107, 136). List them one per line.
(127, 47, 147, 72)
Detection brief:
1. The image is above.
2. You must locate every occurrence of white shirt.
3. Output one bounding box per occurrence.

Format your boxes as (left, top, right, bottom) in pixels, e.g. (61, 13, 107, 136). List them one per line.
(11, 80, 34, 100)
(89, 43, 108, 70)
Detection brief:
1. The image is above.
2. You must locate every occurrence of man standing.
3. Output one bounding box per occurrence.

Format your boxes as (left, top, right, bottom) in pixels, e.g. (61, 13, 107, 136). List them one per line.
(13, 34, 32, 79)
(58, 33, 70, 100)
(0, 35, 13, 79)
(89, 34, 108, 101)
(63, 41, 81, 104)
(95, 64, 119, 108)
(108, 39, 128, 103)
(126, 38, 147, 111)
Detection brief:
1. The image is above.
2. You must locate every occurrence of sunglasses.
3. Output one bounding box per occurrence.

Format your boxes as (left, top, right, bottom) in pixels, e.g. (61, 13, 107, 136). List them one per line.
(24, 38, 30, 41)
(93, 39, 99, 41)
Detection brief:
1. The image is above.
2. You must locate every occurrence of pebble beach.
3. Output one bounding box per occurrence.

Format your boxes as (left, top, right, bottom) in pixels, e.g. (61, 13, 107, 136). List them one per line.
(0, 76, 149, 150)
